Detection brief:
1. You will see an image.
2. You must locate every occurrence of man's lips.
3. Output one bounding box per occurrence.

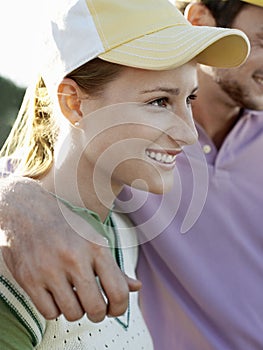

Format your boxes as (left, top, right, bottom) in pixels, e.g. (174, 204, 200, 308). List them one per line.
(253, 73, 263, 86)
(146, 148, 182, 164)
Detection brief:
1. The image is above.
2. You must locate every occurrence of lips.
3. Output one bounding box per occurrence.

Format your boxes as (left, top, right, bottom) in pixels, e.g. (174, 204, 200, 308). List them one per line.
(254, 76, 263, 85)
(253, 72, 263, 86)
(146, 148, 182, 164)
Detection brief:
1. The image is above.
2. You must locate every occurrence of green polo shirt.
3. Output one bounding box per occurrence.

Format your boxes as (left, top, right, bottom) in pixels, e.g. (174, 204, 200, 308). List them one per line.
(53, 194, 119, 261)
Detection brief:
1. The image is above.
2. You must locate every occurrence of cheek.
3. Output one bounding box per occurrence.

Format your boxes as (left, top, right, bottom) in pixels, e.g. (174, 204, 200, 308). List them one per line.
(112, 157, 175, 194)
(112, 158, 164, 191)
(80, 120, 167, 178)
(216, 57, 255, 82)
(91, 124, 161, 151)
(80, 129, 150, 172)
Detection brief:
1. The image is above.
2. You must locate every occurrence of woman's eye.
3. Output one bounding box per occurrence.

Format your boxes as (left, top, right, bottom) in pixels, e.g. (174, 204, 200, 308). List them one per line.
(186, 94, 197, 106)
(149, 97, 169, 108)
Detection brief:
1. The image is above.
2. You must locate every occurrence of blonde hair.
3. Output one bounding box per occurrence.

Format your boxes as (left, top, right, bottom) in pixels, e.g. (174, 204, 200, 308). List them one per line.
(0, 58, 123, 179)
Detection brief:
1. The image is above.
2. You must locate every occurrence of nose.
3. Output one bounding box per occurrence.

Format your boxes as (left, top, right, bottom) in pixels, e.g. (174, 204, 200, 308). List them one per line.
(166, 112, 198, 146)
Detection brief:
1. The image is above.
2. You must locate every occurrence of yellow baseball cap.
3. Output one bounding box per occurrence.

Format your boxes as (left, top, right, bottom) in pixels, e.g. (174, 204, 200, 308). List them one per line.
(41, 0, 250, 87)
(242, 0, 263, 6)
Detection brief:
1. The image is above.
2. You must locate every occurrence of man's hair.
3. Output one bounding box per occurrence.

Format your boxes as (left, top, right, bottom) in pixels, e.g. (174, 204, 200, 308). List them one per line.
(176, 0, 245, 27)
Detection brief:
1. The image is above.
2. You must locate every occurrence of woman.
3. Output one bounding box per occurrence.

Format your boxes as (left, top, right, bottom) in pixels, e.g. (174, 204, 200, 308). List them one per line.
(0, 0, 249, 348)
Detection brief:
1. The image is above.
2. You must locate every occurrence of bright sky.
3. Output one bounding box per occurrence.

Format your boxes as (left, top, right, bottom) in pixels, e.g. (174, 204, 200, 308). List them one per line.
(0, 0, 176, 88)
(0, 1, 44, 87)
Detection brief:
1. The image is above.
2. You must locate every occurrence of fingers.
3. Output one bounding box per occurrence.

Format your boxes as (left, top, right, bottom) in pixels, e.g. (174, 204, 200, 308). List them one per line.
(26, 288, 61, 320)
(2, 228, 140, 323)
(1, 247, 59, 319)
(65, 270, 142, 322)
(57, 242, 110, 322)
(93, 253, 130, 318)
(70, 243, 128, 321)
(24, 273, 139, 323)
(72, 268, 108, 323)
(47, 278, 85, 322)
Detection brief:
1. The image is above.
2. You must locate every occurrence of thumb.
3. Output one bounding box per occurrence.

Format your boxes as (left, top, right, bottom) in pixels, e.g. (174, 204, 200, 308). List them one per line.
(125, 274, 142, 292)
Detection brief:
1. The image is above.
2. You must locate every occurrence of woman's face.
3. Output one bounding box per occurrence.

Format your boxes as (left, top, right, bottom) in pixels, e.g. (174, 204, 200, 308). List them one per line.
(78, 61, 198, 195)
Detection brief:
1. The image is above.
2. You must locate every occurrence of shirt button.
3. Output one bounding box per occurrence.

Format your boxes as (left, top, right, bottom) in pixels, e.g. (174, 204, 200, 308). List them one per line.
(203, 144, 212, 154)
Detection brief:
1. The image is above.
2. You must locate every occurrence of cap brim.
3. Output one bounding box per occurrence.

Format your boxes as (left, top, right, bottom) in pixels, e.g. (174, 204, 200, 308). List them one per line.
(99, 25, 250, 70)
(242, 0, 263, 6)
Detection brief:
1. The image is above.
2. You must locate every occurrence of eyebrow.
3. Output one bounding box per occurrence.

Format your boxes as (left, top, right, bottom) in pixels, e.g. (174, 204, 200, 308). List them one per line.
(141, 86, 199, 96)
(141, 87, 181, 95)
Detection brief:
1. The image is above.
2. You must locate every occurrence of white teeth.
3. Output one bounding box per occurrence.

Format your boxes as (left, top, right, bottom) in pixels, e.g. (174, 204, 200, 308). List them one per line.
(167, 155, 174, 162)
(146, 150, 177, 164)
(156, 153, 162, 161)
(161, 154, 167, 162)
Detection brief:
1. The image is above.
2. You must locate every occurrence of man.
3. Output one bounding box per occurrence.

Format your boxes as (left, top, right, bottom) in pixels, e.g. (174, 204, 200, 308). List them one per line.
(1, 0, 263, 349)
(131, 2, 263, 349)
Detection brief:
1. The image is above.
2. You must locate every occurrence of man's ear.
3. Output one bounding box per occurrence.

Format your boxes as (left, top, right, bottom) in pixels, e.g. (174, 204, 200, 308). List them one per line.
(185, 3, 216, 27)
(57, 78, 83, 125)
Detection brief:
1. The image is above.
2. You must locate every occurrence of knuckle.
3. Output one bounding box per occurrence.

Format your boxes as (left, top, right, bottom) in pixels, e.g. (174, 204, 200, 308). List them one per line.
(38, 265, 59, 283)
(15, 265, 36, 288)
(16, 260, 52, 287)
(92, 238, 110, 253)
(59, 249, 82, 268)
(93, 235, 109, 248)
(38, 261, 54, 275)
(110, 286, 129, 305)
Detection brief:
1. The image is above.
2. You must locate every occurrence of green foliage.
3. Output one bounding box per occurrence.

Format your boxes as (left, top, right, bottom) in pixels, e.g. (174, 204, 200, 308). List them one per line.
(0, 76, 26, 148)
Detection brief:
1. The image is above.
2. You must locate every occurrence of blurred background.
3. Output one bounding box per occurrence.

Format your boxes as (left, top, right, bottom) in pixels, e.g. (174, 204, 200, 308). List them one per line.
(0, 77, 25, 148)
(0, 0, 41, 148)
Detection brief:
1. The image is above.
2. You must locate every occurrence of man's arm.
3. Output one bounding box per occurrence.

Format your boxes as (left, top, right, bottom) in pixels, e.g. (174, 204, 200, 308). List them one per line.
(0, 176, 141, 322)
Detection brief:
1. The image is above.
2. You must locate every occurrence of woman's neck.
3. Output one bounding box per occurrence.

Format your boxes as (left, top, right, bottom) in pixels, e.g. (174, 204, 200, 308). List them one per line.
(40, 150, 120, 222)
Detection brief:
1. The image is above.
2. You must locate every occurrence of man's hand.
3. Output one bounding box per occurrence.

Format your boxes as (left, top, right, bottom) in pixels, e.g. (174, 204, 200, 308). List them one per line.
(0, 177, 141, 322)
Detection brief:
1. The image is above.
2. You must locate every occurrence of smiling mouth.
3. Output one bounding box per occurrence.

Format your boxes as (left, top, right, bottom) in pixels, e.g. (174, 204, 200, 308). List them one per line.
(253, 74, 263, 86)
(146, 149, 182, 164)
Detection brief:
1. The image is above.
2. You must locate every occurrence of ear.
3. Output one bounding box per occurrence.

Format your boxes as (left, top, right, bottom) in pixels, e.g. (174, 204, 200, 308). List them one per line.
(185, 3, 216, 27)
(57, 78, 83, 125)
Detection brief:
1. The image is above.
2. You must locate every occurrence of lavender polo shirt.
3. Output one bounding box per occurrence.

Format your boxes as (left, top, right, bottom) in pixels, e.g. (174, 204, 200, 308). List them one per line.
(117, 109, 263, 350)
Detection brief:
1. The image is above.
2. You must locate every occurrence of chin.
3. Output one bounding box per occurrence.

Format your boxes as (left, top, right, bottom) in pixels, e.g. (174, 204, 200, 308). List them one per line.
(123, 167, 175, 195)
(148, 179, 174, 195)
